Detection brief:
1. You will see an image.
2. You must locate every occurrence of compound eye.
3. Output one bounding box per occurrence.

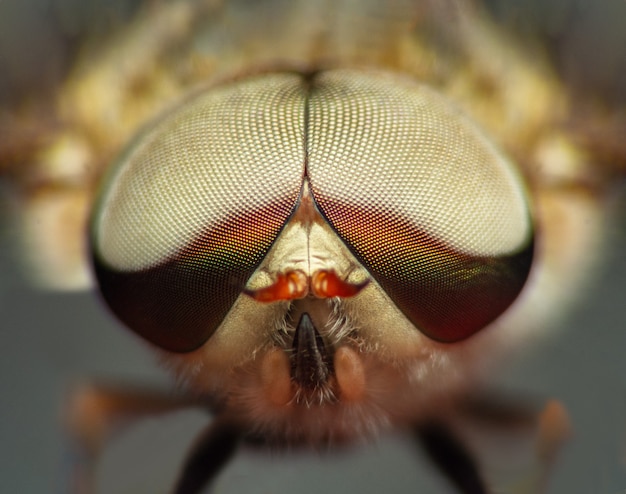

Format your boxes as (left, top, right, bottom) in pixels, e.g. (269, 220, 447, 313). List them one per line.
(91, 74, 306, 352)
(307, 69, 534, 343)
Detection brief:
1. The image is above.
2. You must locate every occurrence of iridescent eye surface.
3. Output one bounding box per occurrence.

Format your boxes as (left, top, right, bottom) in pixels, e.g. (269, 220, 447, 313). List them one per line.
(91, 74, 307, 352)
(306, 71, 533, 343)
(91, 68, 533, 352)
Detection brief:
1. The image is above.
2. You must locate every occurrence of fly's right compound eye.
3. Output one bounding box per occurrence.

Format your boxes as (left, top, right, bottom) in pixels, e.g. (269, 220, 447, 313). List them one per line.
(90, 74, 307, 353)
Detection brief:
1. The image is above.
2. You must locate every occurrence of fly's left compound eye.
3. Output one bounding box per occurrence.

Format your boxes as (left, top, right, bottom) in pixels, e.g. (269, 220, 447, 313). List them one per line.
(306, 70, 534, 343)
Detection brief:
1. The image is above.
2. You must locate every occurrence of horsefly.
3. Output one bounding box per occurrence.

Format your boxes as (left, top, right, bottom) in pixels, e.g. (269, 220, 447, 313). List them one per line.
(1, 1, 624, 493)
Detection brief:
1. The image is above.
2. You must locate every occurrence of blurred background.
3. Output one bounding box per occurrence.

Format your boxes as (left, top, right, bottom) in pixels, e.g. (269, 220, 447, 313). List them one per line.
(0, 1, 625, 493)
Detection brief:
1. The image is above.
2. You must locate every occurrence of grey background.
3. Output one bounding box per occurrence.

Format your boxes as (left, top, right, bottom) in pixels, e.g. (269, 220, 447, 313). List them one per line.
(1, 1, 625, 493)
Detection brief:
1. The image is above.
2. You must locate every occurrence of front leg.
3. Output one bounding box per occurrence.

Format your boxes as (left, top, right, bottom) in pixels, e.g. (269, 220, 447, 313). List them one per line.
(171, 417, 242, 494)
(416, 421, 487, 494)
(64, 381, 203, 494)
(415, 396, 570, 494)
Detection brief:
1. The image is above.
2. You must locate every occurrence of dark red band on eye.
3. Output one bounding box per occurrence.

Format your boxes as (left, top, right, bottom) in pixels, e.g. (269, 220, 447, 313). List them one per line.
(92, 201, 297, 353)
(311, 199, 534, 342)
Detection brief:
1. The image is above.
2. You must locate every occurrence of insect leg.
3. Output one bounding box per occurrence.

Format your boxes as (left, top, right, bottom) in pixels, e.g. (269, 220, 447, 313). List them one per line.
(415, 421, 487, 494)
(416, 394, 570, 494)
(64, 381, 201, 494)
(170, 417, 242, 494)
